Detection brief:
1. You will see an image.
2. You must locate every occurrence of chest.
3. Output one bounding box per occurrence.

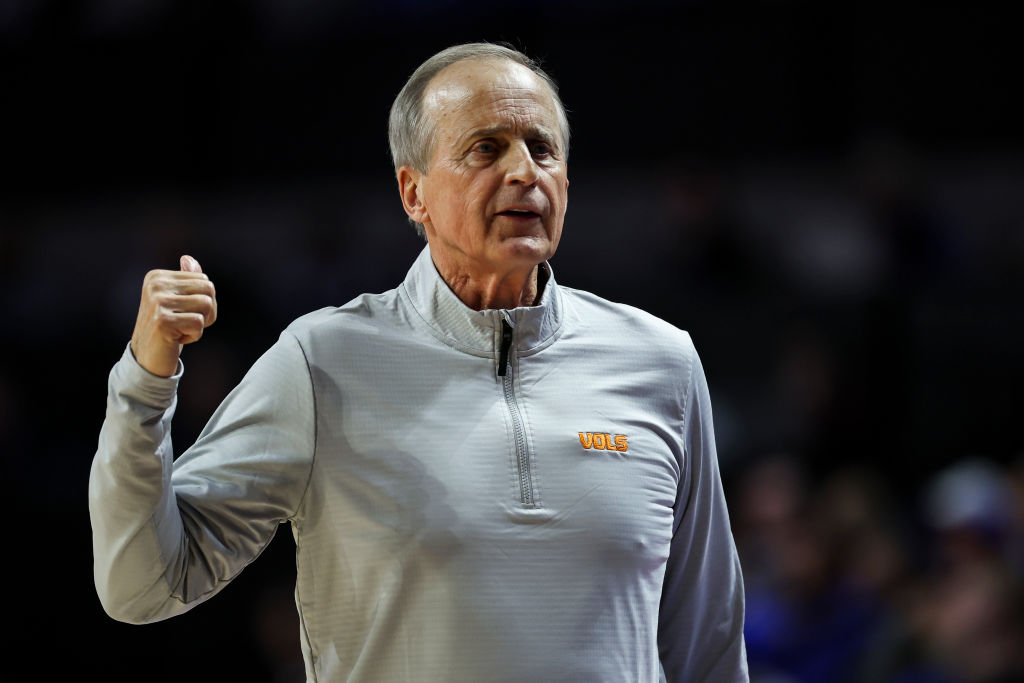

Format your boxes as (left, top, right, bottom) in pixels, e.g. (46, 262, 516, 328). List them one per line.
(303, 339, 685, 571)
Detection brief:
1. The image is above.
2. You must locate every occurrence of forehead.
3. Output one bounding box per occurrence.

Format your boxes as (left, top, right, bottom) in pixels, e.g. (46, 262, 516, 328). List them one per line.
(423, 59, 560, 144)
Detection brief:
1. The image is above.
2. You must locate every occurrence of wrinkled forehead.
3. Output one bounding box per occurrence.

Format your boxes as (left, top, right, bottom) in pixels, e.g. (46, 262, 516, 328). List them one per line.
(423, 59, 561, 143)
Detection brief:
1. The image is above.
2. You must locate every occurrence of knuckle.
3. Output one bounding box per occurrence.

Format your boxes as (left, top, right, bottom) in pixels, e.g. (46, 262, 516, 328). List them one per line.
(194, 296, 213, 317)
(144, 274, 169, 296)
(144, 268, 168, 284)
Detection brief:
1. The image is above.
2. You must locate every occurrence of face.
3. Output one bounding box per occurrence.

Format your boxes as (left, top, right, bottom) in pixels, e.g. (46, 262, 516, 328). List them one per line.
(398, 59, 569, 279)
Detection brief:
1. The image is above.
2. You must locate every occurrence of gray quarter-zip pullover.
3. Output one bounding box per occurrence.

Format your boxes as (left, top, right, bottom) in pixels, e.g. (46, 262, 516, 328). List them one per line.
(90, 246, 748, 682)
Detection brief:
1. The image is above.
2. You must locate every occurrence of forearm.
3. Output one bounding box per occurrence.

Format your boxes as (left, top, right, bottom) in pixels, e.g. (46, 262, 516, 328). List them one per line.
(658, 341, 748, 682)
(89, 344, 192, 623)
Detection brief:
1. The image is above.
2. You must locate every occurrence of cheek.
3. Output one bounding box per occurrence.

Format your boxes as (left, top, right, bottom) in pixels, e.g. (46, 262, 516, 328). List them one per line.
(550, 174, 569, 215)
(441, 174, 489, 216)
(442, 194, 482, 228)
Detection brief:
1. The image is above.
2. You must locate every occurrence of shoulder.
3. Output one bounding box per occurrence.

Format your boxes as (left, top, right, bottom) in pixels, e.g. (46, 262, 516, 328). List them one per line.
(557, 285, 705, 417)
(558, 285, 698, 361)
(282, 288, 402, 341)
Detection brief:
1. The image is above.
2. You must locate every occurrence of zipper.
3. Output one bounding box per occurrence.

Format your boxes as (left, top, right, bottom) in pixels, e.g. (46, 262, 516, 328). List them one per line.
(498, 317, 512, 377)
(498, 313, 536, 507)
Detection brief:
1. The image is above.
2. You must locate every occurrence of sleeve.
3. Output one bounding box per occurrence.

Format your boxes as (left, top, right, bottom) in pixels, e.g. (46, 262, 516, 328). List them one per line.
(88, 331, 316, 624)
(657, 343, 748, 682)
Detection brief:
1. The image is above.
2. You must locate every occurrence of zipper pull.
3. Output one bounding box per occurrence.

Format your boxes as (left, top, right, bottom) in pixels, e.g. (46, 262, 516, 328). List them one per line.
(498, 316, 513, 377)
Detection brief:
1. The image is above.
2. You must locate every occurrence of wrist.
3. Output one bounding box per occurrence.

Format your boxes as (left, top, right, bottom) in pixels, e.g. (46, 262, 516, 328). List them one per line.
(129, 339, 181, 378)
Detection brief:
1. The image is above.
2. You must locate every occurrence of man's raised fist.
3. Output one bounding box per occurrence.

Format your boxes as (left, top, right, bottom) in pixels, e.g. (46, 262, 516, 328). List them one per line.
(129, 254, 218, 377)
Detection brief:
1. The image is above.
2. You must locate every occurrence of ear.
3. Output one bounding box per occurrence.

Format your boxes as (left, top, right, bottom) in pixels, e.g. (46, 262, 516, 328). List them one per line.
(397, 166, 429, 224)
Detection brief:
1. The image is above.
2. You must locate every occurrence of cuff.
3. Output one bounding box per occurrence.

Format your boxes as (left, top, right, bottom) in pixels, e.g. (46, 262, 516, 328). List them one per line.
(110, 342, 184, 408)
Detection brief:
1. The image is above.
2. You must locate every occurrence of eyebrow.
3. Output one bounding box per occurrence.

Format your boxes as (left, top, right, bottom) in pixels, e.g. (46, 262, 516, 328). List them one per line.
(459, 124, 558, 149)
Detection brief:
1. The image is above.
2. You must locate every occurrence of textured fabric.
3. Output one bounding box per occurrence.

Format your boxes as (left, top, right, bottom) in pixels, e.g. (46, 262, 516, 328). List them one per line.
(90, 245, 748, 682)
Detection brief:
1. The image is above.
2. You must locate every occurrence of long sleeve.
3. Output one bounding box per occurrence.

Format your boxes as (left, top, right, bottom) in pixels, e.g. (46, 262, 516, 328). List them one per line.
(89, 332, 316, 624)
(658, 347, 748, 682)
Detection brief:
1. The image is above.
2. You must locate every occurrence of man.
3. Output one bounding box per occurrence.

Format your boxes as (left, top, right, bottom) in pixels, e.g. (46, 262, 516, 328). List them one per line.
(90, 43, 748, 681)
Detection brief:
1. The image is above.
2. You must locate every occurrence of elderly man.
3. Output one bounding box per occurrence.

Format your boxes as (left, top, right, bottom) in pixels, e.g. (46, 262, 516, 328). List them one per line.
(90, 43, 748, 681)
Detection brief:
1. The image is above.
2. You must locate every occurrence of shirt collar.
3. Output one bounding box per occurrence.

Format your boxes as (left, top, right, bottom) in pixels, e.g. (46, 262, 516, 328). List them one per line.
(399, 245, 564, 357)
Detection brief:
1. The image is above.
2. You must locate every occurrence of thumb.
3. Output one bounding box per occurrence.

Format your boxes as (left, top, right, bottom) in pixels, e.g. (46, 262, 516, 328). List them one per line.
(180, 254, 203, 274)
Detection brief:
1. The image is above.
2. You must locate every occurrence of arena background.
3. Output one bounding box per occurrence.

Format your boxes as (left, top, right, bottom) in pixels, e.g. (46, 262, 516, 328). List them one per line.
(2, 2, 1022, 681)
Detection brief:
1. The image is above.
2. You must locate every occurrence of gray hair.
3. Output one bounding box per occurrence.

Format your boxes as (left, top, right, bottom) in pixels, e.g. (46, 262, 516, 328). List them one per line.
(388, 43, 570, 237)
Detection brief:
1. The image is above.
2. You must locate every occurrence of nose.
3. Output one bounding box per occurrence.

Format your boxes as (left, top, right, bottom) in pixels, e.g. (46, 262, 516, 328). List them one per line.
(503, 142, 539, 186)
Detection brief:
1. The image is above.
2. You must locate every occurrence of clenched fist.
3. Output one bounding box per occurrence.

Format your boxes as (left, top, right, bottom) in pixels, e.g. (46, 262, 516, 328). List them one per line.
(130, 254, 218, 377)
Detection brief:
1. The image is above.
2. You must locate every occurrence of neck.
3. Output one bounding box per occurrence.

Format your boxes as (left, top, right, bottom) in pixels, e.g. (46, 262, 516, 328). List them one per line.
(431, 255, 546, 311)
(447, 266, 540, 311)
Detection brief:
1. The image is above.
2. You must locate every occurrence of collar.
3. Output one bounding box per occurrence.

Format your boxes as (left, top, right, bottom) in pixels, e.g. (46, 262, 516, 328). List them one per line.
(399, 245, 564, 358)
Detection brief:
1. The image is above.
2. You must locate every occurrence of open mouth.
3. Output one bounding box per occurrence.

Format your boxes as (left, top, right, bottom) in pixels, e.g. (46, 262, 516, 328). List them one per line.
(496, 209, 541, 219)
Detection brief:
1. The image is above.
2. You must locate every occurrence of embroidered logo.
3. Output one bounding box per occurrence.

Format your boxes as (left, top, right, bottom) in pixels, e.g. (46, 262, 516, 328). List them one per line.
(578, 432, 629, 453)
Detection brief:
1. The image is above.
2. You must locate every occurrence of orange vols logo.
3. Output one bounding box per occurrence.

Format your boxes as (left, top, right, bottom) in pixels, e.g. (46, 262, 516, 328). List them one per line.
(578, 432, 629, 453)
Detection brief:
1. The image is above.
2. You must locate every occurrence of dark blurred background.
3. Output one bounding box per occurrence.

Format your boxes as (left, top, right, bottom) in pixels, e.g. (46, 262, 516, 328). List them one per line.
(2, 1, 1022, 681)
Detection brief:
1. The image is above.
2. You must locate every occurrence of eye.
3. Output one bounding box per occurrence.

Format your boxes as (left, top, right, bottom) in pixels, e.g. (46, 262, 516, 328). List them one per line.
(472, 141, 497, 155)
(530, 142, 553, 158)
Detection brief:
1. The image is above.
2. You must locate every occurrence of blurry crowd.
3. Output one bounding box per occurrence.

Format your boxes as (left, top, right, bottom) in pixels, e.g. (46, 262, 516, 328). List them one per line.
(737, 453, 1024, 683)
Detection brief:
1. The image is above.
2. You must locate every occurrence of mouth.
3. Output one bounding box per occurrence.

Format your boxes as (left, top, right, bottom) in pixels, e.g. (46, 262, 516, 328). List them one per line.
(495, 209, 542, 220)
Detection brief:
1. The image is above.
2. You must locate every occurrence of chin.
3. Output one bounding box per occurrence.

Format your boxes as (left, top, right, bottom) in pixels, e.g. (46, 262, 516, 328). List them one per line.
(497, 235, 556, 265)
